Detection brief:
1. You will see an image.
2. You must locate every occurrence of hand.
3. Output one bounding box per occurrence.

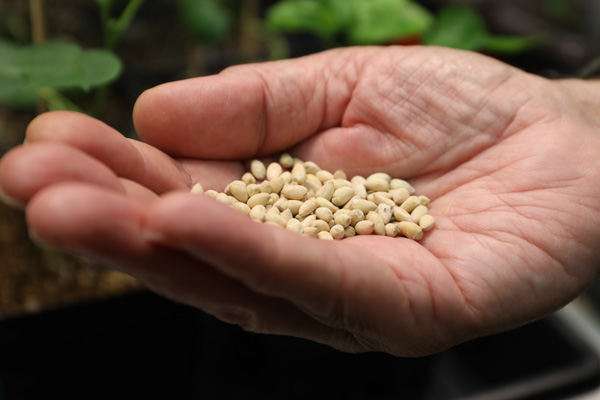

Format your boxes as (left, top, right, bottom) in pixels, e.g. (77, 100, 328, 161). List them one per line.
(2, 46, 600, 356)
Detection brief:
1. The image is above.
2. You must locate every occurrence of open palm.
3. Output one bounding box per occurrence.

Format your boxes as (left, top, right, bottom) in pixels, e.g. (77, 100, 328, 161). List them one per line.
(2, 46, 600, 356)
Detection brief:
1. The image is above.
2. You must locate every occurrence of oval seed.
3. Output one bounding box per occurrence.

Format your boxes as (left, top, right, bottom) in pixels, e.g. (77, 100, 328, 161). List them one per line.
(264, 213, 287, 227)
(333, 170, 347, 180)
(350, 199, 377, 214)
(385, 223, 399, 237)
(279, 153, 294, 168)
(390, 178, 415, 193)
(398, 221, 423, 240)
(291, 162, 307, 183)
(298, 198, 318, 217)
(303, 226, 319, 238)
(419, 214, 435, 231)
(246, 183, 260, 197)
(228, 180, 248, 203)
(411, 205, 429, 224)
(377, 203, 393, 224)
(365, 176, 389, 192)
(266, 162, 283, 180)
(270, 176, 285, 194)
(303, 161, 320, 174)
(349, 209, 365, 226)
(241, 172, 256, 185)
(400, 196, 421, 213)
(315, 207, 333, 222)
(286, 218, 303, 233)
(300, 215, 317, 229)
(312, 219, 330, 232)
(334, 213, 352, 228)
(318, 231, 334, 240)
(392, 206, 413, 223)
(247, 192, 270, 208)
(231, 202, 251, 215)
(391, 188, 410, 205)
(355, 220, 374, 235)
(351, 182, 367, 199)
(367, 211, 385, 235)
(250, 159, 266, 180)
(330, 224, 345, 240)
(316, 197, 339, 212)
(315, 181, 335, 200)
(204, 189, 219, 199)
(249, 205, 266, 222)
(284, 200, 303, 216)
(344, 226, 356, 238)
(316, 169, 334, 183)
(281, 184, 308, 200)
(367, 172, 392, 183)
(332, 186, 355, 206)
(373, 193, 395, 207)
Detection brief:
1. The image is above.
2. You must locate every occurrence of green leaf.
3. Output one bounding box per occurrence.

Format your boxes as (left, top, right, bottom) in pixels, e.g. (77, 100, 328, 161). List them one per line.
(265, 0, 342, 41)
(344, 0, 434, 45)
(423, 5, 489, 51)
(482, 35, 544, 55)
(180, 0, 232, 44)
(0, 39, 122, 108)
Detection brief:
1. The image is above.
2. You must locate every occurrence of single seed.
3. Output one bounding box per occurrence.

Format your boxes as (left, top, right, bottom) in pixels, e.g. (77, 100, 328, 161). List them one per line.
(385, 223, 399, 237)
(267, 206, 280, 215)
(281, 208, 294, 223)
(316, 170, 334, 183)
(249, 205, 266, 222)
(190, 183, 204, 194)
(280, 171, 292, 184)
(264, 213, 287, 227)
(270, 176, 285, 194)
(365, 176, 389, 192)
(280, 153, 294, 168)
(204, 189, 219, 199)
(291, 162, 307, 183)
(350, 199, 378, 214)
(216, 193, 237, 205)
(419, 195, 431, 207)
(269, 193, 279, 205)
(332, 170, 347, 180)
(399, 221, 423, 240)
(332, 186, 355, 206)
(355, 220, 374, 235)
(312, 219, 330, 232)
(334, 213, 352, 228)
(344, 226, 356, 238)
(315, 207, 333, 222)
(250, 159, 266, 180)
(273, 196, 287, 211)
(377, 203, 393, 224)
(318, 231, 334, 240)
(298, 198, 318, 217)
(419, 214, 435, 231)
(315, 181, 335, 200)
(350, 175, 366, 185)
(246, 184, 260, 197)
(316, 197, 339, 212)
(332, 179, 352, 189)
(303, 226, 319, 238)
(330, 224, 345, 240)
(411, 205, 429, 224)
(286, 218, 303, 233)
(281, 184, 308, 200)
(303, 161, 320, 174)
(284, 200, 303, 216)
(303, 179, 321, 193)
(266, 162, 283, 180)
(228, 180, 248, 203)
(300, 215, 317, 229)
(372, 193, 396, 207)
(241, 172, 256, 185)
(391, 188, 410, 205)
(349, 209, 365, 226)
(247, 192, 271, 208)
(352, 182, 367, 199)
(367, 172, 392, 183)
(392, 206, 413, 223)
(231, 202, 251, 215)
(400, 196, 421, 213)
(390, 178, 415, 193)
(367, 211, 385, 235)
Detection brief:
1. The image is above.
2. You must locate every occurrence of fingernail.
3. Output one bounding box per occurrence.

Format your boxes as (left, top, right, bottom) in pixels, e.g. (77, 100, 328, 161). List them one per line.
(0, 185, 23, 209)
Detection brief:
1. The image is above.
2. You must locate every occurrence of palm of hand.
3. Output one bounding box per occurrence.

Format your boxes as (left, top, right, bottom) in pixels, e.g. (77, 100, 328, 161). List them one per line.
(3, 46, 600, 356)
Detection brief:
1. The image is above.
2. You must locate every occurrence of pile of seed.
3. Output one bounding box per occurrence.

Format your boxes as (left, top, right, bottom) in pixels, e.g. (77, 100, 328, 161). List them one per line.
(190, 153, 434, 241)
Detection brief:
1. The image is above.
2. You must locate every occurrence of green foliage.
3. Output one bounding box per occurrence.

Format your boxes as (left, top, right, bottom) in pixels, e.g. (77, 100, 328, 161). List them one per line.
(423, 5, 540, 54)
(266, 0, 433, 46)
(179, 0, 233, 44)
(0, 39, 122, 108)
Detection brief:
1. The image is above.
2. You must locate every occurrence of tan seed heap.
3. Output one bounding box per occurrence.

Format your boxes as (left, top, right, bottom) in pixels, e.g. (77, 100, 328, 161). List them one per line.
(190, 154, 435, 241)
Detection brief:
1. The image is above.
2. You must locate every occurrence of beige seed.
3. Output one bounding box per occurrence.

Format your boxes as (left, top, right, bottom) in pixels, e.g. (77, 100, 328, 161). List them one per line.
(298, 198, 318, 217)
(390, 178, 415, 193)
(279, 153, 294, 168)
(204, 189, 219, 199)
(264, 212, 287, 227)
(351, 182, 367, 199)
(273, 196, 287, 211)
(334, 213, 352, 228)
(332, 179, 352, 189)
(349, 209, 365, 226)
(266, 162, 283, 180)
(398, 221, 423, 240)
(316, 169, 334, 183)
(315, 181, 335, 200)
(350, 199, 378, 214)
(247, 192, 271, 208)
(377, 203, 393, 224)
(190, 183, 204, 194)
(303, 178, 321, 193)
(350, 175, 366, 185)
(284, 200, 303, 216)
(367, 211, 385, 235)
(280, 208, 294, 223)
(259, 180, 273, 193)
(419, 214, 435, 231)
(303, 161, 320, 174)
(246, 183, 260, 197)
(318, 231, 334, 240)
(300, 215, 317, 229)
(365, 176, 389, 192)
(228, 180, 248, 203)
(303, 226, 319, 238)
(250, 159, 266, 180)
(367, 172, 392, 183)
(344, 226, 356, 238)
(332, 170, 347, 180)
(266, 206, 280, 215)
(355, 220, 374, 235)
(392, 206, 414, 223)
(249, 205, 267, 221)
(316, 197, 339, 212)
(391, 188, 410, 205)
(411, 205, 429, 224)
(231, 202, 251, 215)
(385, 223, 399, 237)
(281, 184, 308, 200)
(331, 186, 355, 206)
(419, 195, 431, 207)
(241, 172, 256, 185)
(329, 224, 345, 240)
(270, 176, 285, 194)
(216, 193, 237, 205)
(400, 196, 421, 213)
(315, 207, 333, 222)
(372, 193, 396, 207)
(286, 218, 303, 233)
(291, 162, 307, 183)
(269, 193, 279, 205)
(280, 171, 292, 184)
(312, 219, 330, 232)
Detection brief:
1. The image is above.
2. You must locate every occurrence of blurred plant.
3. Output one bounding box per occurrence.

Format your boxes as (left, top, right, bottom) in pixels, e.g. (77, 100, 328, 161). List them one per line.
(265, 0, 541, 56)
(0, 0, 145, 115)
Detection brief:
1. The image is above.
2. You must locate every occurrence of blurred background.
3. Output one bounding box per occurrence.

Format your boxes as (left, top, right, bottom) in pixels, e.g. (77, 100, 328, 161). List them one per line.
(1, 1, 600, 399)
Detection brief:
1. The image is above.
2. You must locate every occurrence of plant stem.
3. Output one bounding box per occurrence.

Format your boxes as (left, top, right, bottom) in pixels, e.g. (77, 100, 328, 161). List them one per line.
(29, 0, 46, 44)
(106, 0, 145, 51)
